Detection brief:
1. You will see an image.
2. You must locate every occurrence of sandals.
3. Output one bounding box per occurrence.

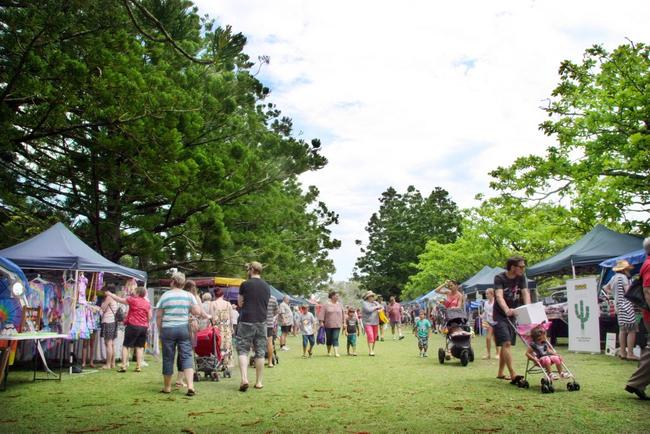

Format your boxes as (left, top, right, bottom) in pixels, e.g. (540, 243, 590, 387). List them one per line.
(117, 367, 127, 373)
(186, 389, 196, 397)
(239, 383, 249, 392)
(496, 375, 511, 380)
(254, 384, 264, 390)
(174, 381, 187, 388)
(159, 389, 171, 394)
(134, 366, 142, 373)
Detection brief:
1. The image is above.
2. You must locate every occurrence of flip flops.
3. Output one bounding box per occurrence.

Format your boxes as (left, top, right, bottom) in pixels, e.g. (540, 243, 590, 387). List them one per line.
(159, 389, 171, 394)
(186, 389, 196, 397)
(254, 384, 264, 390)
(496, 375, 511, 380)
(239, 383, 249, 392)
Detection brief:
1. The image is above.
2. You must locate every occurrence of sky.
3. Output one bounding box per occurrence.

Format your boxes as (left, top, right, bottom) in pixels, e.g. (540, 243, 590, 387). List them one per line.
(194, 0, 650, 281)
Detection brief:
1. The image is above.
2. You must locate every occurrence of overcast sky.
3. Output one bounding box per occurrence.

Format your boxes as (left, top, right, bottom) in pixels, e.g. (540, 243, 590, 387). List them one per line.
(194, 0, 650, 281)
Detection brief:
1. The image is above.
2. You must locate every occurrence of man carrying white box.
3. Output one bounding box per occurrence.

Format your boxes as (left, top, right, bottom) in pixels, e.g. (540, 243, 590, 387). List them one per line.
(493, 256, 531, 386)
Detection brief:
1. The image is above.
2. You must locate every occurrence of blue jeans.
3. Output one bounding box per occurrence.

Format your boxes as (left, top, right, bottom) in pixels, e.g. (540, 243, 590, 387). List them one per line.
(161, 325, 193, 376)
(302, 334, 315, 349)
(325, 328, 340, 346)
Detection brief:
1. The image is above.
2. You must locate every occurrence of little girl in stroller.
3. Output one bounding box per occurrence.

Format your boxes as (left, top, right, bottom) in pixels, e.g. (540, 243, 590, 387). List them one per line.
(515, 322, 580, 393)
(526, 326, 569, 380)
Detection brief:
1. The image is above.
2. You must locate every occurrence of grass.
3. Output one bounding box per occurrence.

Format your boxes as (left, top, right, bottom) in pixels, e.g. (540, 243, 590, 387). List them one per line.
(2, 331, 649, 433)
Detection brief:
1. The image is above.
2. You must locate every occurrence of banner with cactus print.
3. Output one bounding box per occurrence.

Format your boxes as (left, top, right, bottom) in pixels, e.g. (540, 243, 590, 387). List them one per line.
(566, 277, 600, 353)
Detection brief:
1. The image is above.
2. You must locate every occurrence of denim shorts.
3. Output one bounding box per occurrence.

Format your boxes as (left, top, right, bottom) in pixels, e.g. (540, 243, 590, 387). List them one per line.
(236, 322, 267, 359)
(325, 327, 340, 346)
(302, 334, 315, 348)
(161, 325, 193, 376)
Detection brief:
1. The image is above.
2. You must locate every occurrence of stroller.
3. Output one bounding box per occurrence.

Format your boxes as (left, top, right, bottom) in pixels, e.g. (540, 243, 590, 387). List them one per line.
(193, 321, 230, 381)
(509, 319, 580, 393)
(438, 308, 474, 366)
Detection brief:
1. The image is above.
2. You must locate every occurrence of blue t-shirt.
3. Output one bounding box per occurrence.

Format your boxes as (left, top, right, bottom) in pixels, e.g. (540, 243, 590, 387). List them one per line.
(415, 319, 431, 338)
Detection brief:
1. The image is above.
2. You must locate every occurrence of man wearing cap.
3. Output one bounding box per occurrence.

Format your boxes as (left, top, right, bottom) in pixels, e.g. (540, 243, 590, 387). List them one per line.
(236, 261, 270, 391)
(626, 237, 650, 400)
(361, 291, 383, 356)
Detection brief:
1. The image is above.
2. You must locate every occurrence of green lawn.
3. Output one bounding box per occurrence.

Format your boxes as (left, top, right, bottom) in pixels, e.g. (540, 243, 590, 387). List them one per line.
(2, 332, 649, 433)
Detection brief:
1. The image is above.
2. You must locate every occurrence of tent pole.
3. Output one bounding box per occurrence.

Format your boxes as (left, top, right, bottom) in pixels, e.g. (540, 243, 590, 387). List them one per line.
(571, 259, 576, 279)
(69, 270, 79, 375)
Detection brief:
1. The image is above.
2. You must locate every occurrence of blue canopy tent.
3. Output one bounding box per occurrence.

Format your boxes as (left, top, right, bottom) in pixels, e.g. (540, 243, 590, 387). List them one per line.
(599, 249, 647, 286)
(462, 266, 505, 295)
(0, 223, 146, 281)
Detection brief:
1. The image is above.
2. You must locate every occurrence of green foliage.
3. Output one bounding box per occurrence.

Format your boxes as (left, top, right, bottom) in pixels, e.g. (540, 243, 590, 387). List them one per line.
(353, 186, 462, 299)
(0, 0, 338, 287)
(402, 197, 582, 300)
(489, 42, 650, 233)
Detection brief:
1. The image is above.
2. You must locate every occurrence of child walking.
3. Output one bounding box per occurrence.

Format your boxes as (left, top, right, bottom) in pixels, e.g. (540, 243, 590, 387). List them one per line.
(527, 326, 569, 380)
(299, 305, 317, 358)
(344, 308, 360, 356)
(414, 311, 432, 357)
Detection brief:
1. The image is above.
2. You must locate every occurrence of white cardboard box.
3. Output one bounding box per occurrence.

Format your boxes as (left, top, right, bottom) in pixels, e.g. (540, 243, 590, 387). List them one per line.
(514, 302, 548, 325)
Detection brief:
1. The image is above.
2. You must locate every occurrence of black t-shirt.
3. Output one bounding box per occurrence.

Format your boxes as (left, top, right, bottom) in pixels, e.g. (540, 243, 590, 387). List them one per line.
(239, 278, 270, 323)
(493, 271, 528, 320)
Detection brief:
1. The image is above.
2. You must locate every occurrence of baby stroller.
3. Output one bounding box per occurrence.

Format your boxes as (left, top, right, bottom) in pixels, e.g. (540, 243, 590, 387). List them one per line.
(438, 308, 474, 366)
(193, 321, 230, 381)
(509, 320, 580, 393)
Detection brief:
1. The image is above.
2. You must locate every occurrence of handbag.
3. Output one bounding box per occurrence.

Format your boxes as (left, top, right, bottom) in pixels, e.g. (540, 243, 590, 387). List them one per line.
(378, 309, 388, 325)
(624, 276, 649, 311)
(317, 326, 326, 345)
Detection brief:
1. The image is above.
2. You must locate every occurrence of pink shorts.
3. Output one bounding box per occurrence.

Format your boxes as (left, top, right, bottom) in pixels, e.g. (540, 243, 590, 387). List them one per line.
(365, 325, 379, 343)
(538, 355, 562, 367)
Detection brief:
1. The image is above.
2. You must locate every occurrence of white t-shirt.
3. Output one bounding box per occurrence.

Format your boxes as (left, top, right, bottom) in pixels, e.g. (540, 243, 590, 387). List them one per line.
(484, 299, 496, 325)
(231, 309, 239, 325)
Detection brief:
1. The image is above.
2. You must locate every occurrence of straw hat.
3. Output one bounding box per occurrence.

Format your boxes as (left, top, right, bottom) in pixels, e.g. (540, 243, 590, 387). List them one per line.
(362, 290, 377, 300)
(613, 259, 634, 272)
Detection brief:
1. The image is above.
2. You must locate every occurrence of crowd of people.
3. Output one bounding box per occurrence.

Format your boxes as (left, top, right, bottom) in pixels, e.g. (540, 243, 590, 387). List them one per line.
(89, 236, 650, 402)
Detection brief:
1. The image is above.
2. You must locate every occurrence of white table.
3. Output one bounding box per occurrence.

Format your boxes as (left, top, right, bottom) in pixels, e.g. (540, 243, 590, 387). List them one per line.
(0, 332, 68, 391)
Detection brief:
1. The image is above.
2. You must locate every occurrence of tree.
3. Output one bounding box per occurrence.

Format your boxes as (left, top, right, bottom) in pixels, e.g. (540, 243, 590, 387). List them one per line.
(489, 42, 650, 233)
(402, 197, 583, 300)
(353, 186, 461, 299)
(0, 0, 338, 286)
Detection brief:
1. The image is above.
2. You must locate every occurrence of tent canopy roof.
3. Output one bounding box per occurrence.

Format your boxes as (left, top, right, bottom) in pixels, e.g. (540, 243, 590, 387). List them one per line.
(462, 266, 506, 294)
(599, 249, 647, 268)
(0, 223, 147, 281)
(527, 224, 643, 277)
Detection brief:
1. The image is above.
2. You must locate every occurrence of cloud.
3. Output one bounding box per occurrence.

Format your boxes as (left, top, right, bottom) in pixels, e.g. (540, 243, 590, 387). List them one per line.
(196, 0, 650, 280)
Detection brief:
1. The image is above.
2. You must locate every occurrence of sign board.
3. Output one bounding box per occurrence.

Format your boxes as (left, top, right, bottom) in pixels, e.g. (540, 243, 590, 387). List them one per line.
(605, 333, 617, 356)
(566, 277, 600, 353)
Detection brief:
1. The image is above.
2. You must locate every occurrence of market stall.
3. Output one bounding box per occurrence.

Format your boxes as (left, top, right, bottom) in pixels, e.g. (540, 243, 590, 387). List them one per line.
(0, 223, 147, 376)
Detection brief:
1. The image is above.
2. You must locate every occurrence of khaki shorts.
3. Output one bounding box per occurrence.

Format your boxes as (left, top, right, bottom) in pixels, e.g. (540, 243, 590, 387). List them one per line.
(236, 322, 267, 359)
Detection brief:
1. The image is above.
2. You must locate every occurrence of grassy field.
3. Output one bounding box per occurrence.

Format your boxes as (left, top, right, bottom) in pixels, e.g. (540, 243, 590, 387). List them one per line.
(2, 332, 649, 433)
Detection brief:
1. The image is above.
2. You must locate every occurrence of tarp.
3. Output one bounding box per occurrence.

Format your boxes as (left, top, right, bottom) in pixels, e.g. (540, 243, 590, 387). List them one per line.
(0, 256, 30, 298)
(599, 249, 647, 268)
(0, 223, 147, 281)
(527, 224, 643, 277)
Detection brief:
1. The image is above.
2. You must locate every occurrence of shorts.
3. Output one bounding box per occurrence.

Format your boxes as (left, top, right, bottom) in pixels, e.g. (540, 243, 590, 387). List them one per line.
(236, 322, 267, 359)
(281, 325, 292, 333)
(365, 324, 379, 343)
(267, 327, 276, 338)
(325, 328, 341, 346)
(302, 334, 315, 348)
(123, 325, 148, 348)
(618, 322, 638, 332)
(539, 355, 562, 367)
(417, 335, 429, 349)
(390, 320, 401, 327)
(492, 320, 516, 346)
(347, 333, 357, 347)
(160, 325, 193, 376)
(101, 322, 117, 340)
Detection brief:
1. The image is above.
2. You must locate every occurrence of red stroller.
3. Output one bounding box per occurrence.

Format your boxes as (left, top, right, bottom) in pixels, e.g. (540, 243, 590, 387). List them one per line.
(193, 322, 229, 381)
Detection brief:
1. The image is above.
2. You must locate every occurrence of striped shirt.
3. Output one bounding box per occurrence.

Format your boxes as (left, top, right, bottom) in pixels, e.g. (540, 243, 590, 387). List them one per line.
(266, 296, 278, 328)
(156, 289, 197, 328)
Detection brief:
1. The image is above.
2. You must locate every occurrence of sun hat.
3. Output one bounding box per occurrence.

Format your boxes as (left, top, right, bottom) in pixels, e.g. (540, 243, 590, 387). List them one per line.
(362, 290, 376, 300)
(613, 259, 634, 272)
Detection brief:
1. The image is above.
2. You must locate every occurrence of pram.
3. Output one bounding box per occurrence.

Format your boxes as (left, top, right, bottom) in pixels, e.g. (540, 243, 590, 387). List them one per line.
(193, 322, 231, 381)
(508, 319, 580, 393)
(438, 308, 474, 366)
